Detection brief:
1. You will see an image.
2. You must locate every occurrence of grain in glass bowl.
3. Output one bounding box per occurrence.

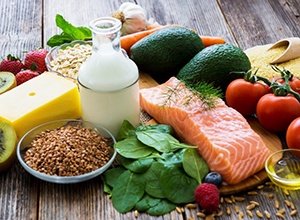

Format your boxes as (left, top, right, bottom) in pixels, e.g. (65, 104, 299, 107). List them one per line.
(45, 41, 92, 80)
(17, 119, 116, 184)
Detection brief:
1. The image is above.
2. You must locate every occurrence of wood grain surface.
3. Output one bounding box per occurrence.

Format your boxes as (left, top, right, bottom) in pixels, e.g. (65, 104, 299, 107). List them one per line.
(1, 0, 300, 219)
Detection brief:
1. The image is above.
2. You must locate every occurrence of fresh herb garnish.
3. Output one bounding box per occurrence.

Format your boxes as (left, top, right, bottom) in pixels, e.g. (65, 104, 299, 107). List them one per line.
(46, 14, 92, 47)
(162, 80, 222, 111)
(103, 120, 209, 216)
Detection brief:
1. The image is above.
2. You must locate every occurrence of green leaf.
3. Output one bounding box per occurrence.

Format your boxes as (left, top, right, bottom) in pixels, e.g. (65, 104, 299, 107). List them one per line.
(111, 170, 145, 213)
(56, 14, 90, 40)
(134, 194, 161, 212)
(159, 150, 184, 167)
(46, 14, 91, 47)
(118, 156, 153, 173)
(114, 136, 154, 159)
(160, 165, 198, 204)
(182, 148, 209, 184)
(103, 166, 127, 188)
(146, 199, 176, 216)
(143, 162, 165, 199)
(136, 130, 173, 153)
(136, 124, 175, 135)
(116, 120, 137, 141)
(46, 33, 75, 47)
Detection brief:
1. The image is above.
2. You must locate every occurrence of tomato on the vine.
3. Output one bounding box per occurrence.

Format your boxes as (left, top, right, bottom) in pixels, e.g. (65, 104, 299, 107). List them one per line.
(256, 94, 300, 132)
(286, 117, 300, 150)
(226, 79, 269, 116)
(270, 65, 300, 94)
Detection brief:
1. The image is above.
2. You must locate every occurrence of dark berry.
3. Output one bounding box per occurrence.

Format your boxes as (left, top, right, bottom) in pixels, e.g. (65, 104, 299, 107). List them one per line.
(203, 172, 222, 187)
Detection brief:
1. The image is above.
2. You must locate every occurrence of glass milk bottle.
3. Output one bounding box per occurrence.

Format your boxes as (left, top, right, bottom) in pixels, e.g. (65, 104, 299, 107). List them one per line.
(78, 17, 140, 137)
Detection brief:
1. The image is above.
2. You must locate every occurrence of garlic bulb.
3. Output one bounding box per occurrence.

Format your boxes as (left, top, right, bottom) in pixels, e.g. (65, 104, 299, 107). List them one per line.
(112, 2, 147, 36)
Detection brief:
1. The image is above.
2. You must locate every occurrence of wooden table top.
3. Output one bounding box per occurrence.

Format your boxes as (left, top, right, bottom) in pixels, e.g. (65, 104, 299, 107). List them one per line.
(1, 0, 300, 219)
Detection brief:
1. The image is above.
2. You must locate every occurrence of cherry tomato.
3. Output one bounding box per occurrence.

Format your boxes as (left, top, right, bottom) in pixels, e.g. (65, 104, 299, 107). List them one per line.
(286, 117, 300, 158)
(256, 94, 300, 132)
(271, 75, 300, 94)
(225, 79, 269, 116)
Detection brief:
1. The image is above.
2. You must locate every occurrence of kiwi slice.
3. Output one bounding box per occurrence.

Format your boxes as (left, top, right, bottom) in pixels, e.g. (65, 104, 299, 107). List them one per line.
(0, 121, 17, 172)
(0, 71, 17, 94)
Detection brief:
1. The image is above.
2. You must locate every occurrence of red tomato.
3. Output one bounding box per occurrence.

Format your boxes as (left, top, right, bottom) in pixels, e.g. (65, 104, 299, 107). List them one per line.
(271, 75, 300, 94)
(286, 117, 300, 158)
(256, 94, 300, 132)
(225, 79, 269, 116)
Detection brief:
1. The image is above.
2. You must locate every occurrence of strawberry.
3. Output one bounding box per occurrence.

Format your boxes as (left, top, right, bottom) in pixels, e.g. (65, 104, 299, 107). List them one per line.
(194, 183, 220, 213)
(24, 49, 48, 73)
(0, 54, 24, 74)
(15, 70, 39, 85)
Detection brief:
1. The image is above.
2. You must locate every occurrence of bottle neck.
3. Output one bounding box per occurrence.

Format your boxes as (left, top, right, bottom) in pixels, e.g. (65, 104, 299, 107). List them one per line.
(89, 17, 122, 53)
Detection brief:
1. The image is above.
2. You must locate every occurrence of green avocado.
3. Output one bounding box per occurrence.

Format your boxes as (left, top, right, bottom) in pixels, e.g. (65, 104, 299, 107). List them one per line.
(130, 26, 204, 83)
(177, 44, 251, 92)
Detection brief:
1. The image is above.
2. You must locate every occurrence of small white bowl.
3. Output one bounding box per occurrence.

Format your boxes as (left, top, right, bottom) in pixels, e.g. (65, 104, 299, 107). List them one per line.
(17, 119, 116, 184)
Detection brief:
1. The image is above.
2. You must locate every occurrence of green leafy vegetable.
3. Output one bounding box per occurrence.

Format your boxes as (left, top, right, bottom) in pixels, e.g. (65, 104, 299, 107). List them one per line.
(143, 162, 165, 198)
(104, 120, 209, 216)
(183, 148, 209, 184)
(47, 14, 92, 47)
(118, 156, 153, 173)
(160, 164, 199, 204)
(111, 170, 145, 213)
(114, 136, 154, 159)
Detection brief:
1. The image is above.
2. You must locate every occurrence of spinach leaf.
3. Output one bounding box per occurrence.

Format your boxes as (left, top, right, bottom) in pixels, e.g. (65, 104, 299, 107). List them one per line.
(170, 142, 197, 151)
(114, 136, 154, 159)
(111, 170, 145, 213)
(159, 150, 185, 167)
(136, 130, 178, 153)
(182, 148, 209, 184)
(136, 124, 174, 135)
(160, 164, 198, 204)
(103, 166, 126, 188)
(134, 194, 161, 212)
(116, 120, 137, 141)
(143, 162, 165, 199)
(118, 156, 153, 173)
(146, 199, 176, 216)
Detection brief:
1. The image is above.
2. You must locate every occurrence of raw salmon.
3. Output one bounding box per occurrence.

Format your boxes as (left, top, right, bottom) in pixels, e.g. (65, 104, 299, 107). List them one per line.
(139, 77, 271, 185)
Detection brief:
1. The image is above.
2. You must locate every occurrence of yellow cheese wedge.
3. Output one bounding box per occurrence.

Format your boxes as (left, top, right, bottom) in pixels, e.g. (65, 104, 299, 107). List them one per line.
(0, 72, 81, 138)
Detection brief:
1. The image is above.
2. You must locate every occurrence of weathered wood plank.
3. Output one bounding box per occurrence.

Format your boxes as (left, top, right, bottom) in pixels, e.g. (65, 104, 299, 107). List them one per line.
(136, 0, 237, 45)
(0, 0, 43, 59)
(218, 0, 300, 50)
(0, 163, 39, 220)
(0, 0, 42, 219)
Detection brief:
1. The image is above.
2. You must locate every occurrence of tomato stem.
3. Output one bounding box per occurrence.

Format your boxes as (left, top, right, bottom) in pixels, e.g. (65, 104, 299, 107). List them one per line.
(271, 74, 300, 102)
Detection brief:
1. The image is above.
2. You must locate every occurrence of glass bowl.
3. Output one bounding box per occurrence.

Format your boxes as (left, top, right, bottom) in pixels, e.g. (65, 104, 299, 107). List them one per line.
(17, 119, 116, 184)
(265, 148, 300, 190)
(45, 40, 92, 81)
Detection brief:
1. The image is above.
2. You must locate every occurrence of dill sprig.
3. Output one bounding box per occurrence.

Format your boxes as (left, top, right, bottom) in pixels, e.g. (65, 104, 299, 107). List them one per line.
(187, 81, 223, 110)
(161, 80, 222, 110)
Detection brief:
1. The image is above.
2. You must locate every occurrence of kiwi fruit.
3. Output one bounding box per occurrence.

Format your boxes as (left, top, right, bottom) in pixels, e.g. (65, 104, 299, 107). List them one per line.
(0, 71, 17, 94)
(0, 121, 18, 172)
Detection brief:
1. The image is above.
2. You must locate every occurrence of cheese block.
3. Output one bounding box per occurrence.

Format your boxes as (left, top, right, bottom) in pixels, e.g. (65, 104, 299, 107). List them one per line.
(0, 72, 81, 138)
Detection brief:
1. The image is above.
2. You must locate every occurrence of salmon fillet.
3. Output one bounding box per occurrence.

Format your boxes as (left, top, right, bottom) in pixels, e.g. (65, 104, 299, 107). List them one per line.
(139, 77, 271, 185)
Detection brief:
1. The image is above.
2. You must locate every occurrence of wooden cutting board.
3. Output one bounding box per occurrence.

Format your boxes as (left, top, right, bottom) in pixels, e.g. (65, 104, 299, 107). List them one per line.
(139, 72, 282, 195)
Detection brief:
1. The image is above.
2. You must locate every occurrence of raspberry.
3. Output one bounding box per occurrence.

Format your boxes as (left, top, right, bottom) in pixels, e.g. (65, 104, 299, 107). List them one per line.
(194, 183, 220, 213)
